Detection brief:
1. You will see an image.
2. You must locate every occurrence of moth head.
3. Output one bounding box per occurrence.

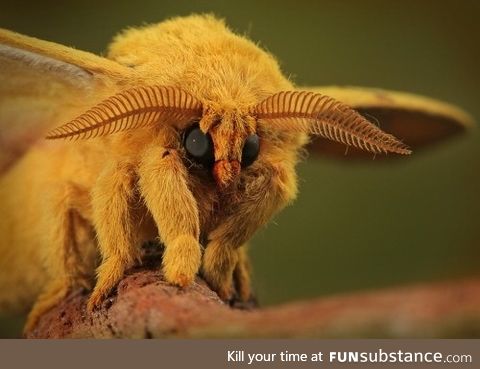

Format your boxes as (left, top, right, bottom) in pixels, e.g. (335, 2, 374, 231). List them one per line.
(44, 85, 261, 189)
(183, 106, 259, 189)
(46, 85, 410, 189)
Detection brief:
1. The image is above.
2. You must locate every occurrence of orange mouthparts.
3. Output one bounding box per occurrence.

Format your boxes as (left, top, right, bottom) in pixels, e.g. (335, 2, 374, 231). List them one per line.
(213, 160, 241, 188)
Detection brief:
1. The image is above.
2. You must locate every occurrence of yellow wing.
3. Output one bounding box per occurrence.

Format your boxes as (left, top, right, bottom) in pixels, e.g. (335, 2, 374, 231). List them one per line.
(0, 28, 131, 173)
(302, 86, 474, 159)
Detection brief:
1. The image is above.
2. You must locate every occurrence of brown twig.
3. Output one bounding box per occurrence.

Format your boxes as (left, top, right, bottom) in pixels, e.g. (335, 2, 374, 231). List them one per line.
(26, 268, 480, 338)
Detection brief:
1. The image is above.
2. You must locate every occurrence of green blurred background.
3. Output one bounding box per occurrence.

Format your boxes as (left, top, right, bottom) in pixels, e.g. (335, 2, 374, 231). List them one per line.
(1, 0, 479, 337)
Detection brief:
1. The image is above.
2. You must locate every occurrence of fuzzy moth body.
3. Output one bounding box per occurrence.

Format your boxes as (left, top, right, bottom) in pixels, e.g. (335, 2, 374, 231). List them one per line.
(0, 14, 472, 334)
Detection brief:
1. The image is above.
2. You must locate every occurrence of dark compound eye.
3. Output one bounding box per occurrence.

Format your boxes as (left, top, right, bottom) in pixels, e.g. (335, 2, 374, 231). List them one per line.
(241, 134, 260, 167)
(184, 125, 214, 166)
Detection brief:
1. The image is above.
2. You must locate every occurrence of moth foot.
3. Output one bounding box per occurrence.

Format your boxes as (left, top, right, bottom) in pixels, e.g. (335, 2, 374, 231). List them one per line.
(87, 258, 125, 312)
(201, 244, 236, 302)
(203, 270, 235, 302)
(162, 235, 202, 288)
(24, 279, 69, 334)
(233, 249, 252, 303)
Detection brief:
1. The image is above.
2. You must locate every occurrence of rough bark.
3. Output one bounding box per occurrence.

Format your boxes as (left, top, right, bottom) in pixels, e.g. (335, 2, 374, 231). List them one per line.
(26, 268, 480, 338)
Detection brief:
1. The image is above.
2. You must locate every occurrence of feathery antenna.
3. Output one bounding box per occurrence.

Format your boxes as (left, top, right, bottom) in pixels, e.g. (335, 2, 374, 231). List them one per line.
(252, 91, 411, 155)
(46, 86, 203, 140)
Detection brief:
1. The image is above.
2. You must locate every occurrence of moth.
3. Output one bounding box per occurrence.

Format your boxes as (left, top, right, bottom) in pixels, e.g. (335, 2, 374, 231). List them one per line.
(0, 14, 472, 332)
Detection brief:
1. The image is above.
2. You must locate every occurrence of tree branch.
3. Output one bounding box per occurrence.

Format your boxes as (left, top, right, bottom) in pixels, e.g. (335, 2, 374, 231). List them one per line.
(26, 268, 480, 338)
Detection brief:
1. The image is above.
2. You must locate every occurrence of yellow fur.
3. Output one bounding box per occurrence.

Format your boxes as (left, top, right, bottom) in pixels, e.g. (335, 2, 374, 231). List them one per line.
(3, 14, 463, 333)
(0, 15, 305, 331)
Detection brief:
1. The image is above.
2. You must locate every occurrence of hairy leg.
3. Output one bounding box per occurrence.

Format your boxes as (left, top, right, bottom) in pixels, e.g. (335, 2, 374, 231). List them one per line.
(88, 161, 140, 311)
(202, 241, 238, 300)
(25, 183, 93, 332)
(202, 162, 297, 301)
(138, 147, 201, 287)
(233, 246, 252, 302)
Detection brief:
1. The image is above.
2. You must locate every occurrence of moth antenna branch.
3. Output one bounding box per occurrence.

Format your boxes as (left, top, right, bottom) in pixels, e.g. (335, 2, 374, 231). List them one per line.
(251, 91, 411, 155)
(45, 86, 203, 140)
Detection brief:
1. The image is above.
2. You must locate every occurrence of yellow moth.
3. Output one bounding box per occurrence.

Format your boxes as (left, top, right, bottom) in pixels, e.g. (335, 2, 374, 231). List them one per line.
(0, 14, 473, 332)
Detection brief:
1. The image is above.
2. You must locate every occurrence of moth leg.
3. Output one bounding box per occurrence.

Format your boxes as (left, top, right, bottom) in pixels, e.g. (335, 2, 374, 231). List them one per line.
(87, 161, 140, 311)
(233, 246, 252, 302)
(201, 243, 254, 302)
(24, 279, 68, 334)
(203, 162, 297, 301)
(201, 241, 238, 301)
(138, 147, 201, 287)
(25, 183, 94, 333)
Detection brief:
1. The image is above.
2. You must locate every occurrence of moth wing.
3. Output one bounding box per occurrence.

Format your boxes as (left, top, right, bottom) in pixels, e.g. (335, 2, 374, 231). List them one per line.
(302, 86, 474, 159)
(0, 28, 131, 173)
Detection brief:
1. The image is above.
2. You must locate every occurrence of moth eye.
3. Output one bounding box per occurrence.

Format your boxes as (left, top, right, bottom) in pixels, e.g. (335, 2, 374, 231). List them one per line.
(184, 125, 214, 166)
(241, 134, 260, 167)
